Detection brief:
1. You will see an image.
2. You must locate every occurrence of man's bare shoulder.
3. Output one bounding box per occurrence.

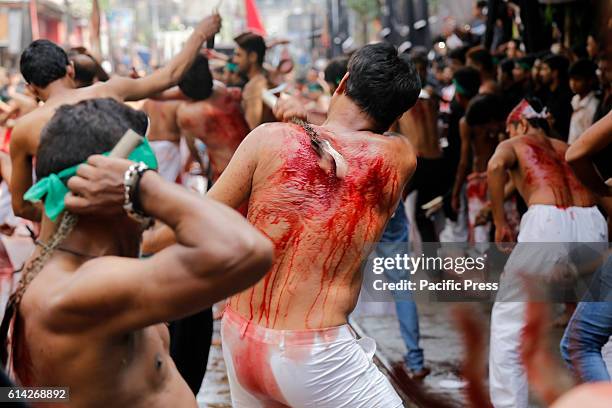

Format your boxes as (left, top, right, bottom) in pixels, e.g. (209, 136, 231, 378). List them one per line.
(497, 137, 521, 151)
(549, 138, 569, 154)
(250, 122, 301, 141)
(12, 106, 53, 144)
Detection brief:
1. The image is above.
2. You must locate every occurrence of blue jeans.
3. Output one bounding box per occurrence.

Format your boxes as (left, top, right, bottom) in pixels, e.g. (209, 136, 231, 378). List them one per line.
(378, 200, 424, 371)
(560, 255, 612, 382)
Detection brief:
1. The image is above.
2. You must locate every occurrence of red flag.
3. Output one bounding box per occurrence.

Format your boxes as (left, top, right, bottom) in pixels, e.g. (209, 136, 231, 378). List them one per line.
(245, 0, 267, 37)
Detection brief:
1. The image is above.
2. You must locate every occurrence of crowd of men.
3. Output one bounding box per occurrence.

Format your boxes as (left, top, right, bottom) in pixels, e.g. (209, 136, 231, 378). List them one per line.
(0, 2, 609, 407)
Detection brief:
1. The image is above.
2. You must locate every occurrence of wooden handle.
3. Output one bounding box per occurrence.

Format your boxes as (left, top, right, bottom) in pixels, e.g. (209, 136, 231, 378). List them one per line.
(109, 129, 144, 158)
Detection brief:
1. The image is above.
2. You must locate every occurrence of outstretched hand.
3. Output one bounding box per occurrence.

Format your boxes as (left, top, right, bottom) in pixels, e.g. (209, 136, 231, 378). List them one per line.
(197, 13, 222, 40)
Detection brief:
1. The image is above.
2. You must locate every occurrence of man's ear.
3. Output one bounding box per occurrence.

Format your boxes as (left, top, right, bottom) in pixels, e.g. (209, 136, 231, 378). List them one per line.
(248, 51, 258, 66)
(519, 117, 529, 134)
(25, 83, 40, 101)
(334, 73, 349, 96)
(66, 62, 75, 80)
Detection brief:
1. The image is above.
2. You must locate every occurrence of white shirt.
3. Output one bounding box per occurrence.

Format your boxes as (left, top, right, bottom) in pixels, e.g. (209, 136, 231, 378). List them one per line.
(568, 91, 599, 144)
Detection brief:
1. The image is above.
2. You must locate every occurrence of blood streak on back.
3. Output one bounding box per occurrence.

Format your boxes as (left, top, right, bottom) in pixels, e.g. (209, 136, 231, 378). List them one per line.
(247, 125, 398, 328)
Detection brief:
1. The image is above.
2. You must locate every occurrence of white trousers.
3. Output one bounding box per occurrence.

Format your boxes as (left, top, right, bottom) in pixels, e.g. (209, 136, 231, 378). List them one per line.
(489, 205, 608, 408)
(221, 307, 403, 408)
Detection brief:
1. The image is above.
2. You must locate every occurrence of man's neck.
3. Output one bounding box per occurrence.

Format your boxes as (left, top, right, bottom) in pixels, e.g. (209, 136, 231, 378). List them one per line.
(247, 65, 263, 80)
(40, 216, 140, 260)
(324, 96, 378, 133)
(42, 78, 75, 102)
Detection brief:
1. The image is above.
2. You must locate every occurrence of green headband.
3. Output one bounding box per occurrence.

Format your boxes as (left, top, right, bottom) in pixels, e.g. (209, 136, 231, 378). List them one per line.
(518, 62, 532, 71)
(25, 138, 158, 222)
(452, 79, 470, 97)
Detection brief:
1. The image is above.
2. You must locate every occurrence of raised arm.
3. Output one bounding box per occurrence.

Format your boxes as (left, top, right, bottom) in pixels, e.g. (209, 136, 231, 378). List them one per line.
(565, 111, 612, 197)
(142, 125, 264, 254)
(487, 140, 517, 243)
(9, 120, 41, 221)
(103, 14, 221, 102)
(48, 157, 272, 335)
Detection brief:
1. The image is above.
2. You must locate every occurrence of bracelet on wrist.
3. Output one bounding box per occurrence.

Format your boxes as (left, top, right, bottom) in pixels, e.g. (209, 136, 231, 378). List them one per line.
(123, 162, 154, 228)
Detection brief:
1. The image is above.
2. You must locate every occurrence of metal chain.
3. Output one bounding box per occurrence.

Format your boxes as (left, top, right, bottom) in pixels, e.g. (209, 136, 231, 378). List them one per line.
(9, 213, 78, 307)
(291, 117, 324, 153)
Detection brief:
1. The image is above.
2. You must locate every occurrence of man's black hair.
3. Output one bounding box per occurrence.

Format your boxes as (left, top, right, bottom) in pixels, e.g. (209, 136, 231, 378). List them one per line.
(345, 43, 421, 131)
(465, 94, 505, 126)
(324, 57, 349, 87)
(448, 46, 468, 65)
(542, 54, 570, 80)
(476, 1, 487, 9)
(467, 46, 494, 74)
(36, 98, 148, 178)
(453, 66, 481, 99)
(234, 32, 266, 66)
(499, 58, 514, 76)
(68, 49, 109, 88)
(569, 59, 597, 81)
(178, 55, 213, 101)
(20, 40, 70, 88)
(68, 53, 96, 88)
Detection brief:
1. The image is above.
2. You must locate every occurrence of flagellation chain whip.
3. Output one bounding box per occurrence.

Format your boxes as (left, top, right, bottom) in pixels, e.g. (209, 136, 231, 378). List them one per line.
(262, 89, 348, 179)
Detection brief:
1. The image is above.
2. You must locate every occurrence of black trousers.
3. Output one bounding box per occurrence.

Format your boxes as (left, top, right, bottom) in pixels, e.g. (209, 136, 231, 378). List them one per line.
(169, 308, 213, 395)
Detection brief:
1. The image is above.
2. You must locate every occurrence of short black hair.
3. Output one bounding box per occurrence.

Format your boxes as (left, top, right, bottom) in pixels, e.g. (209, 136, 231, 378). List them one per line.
(324, 57, 349, 87)
(178, 55, 213, 101)
(465, 94, 505, 126)
(20, 40, 70, 88)
(453, 66, 481, 98)
(476, 1, 487, 9)
(448, 46, 468, 65)
(234, 32, 266, 66)
(68, 49, 109, 87)
(345, 43, 421, 131)
(499, 58, 514, 76)
(467, 46, 494, 74)
(36, 98, 148, 179)
(569, 59, 597, 81)
(542, 54, 569, 79)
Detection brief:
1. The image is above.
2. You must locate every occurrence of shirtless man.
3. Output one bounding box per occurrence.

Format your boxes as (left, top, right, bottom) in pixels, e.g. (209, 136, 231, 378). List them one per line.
(176, 55, 250, 184)
(10, 14, 221, 222)
(146, 54, 251, 396)
(2, 98, 272, 407)
(451, 93, 519, 244)
(142, 99, 182, 182)
(209, 43, 419, 407)
(487, 98, 608, 408)
(233, 32, 274, 130)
